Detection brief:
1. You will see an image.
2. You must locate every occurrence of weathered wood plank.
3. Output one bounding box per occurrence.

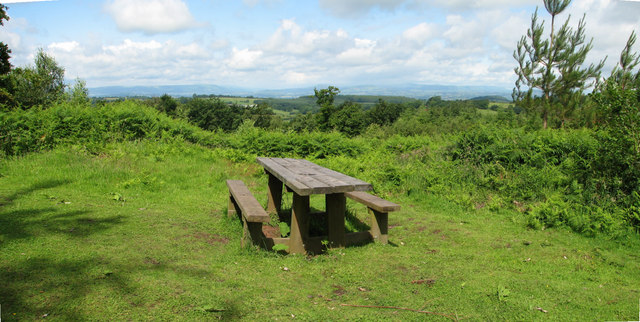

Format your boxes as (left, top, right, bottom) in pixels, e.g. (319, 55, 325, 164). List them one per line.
(256, 157, 313, 195)
(278, 158, 337, 194)
(289, 192, 310, 254)
(257, 157, 372, 195)
(326, 193, 346, 248)
(369, 208, 389, 244)
(298, 159, 372, 189)
(226, 180, 270, 223)
(345, 191, 401, 213)
(266, 173, 282, 214)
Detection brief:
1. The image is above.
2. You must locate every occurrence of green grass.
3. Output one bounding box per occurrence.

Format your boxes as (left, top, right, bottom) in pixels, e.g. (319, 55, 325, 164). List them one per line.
(1, 141, 639, 320)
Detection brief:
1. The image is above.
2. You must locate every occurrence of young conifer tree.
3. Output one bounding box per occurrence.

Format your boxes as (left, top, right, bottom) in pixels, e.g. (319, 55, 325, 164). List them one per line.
(610, 31, 640, 90)
(513, 0, 605, 128)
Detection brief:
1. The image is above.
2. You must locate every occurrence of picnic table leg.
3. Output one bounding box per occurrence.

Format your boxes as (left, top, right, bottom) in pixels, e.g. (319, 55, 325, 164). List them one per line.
(289, 192, 309, 254)
(266, 173, 283, 215)
(326, 193, 346, 248)
(369, 208, 388, 244)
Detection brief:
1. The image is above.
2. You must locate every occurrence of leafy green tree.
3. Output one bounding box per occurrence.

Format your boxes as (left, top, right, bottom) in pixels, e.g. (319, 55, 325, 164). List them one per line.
(0, 4, 13, 108)
(246, 101, 275, 129)
(367, 99, 404, 126)
(186, 98, 243, 132)
(289, 112, 317, 133)
(513, 0, 604, 128)
(10, 49, 66, 109)
(0, 4, 10, 76)
(68, 78, 89, 105)
(159, 94, 178, 116)
(330, 101, 366, 136)
(314, 86, 340, 131)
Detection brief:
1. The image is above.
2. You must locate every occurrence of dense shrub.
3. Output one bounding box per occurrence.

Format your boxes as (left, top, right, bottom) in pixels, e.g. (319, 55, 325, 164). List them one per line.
(229, 121, 363, 159)
(0, 100, 220, 156)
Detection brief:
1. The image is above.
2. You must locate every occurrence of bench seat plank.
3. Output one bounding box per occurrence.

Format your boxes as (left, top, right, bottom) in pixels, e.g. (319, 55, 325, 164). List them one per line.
(226, 180, 270, 223)
(345, 191, 401, 213)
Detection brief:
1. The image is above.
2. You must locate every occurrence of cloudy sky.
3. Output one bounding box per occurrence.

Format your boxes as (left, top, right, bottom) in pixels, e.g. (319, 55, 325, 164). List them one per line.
(1, 0, 639, 90)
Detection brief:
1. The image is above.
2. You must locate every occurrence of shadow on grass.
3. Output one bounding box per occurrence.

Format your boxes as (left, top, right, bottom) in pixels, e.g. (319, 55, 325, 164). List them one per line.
(0, 179, 127, 246)
(0, 256, 135, 320)
(0, 179, 72, 207)
(0, 256, 244, 320)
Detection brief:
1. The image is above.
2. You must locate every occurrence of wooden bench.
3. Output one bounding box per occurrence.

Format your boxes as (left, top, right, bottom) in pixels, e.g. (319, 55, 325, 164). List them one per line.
(226, 180, 270, 248)
(345, 191, 400, 244)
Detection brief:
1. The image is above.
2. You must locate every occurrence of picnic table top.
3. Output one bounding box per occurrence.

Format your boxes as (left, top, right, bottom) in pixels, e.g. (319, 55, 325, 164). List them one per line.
(256, 157, 372, 196)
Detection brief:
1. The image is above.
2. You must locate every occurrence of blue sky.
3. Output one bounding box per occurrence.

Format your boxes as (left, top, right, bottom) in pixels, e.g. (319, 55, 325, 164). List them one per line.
(1, 0, 639, 89)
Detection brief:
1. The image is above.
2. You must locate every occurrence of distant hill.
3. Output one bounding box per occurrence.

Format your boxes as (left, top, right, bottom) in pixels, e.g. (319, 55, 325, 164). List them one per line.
(89, 83, 511, 100)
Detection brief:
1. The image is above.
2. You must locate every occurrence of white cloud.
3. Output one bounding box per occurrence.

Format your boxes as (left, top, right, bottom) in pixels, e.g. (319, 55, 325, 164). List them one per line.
(402, 22, 437, 45)
(104, 0, 201, 34)
(48, 41, 79, 52)
(336, 38, 377, 65)
(44, 38, 215, 85)
(0, 26, 21, 51)
(263, 19, 351, 56)
(282, 71, 313, 84)
(226, 47, 263, 70)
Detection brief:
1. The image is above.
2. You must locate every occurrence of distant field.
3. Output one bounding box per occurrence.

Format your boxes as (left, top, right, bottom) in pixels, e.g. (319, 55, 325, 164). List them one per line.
(218, 97, 259, 106)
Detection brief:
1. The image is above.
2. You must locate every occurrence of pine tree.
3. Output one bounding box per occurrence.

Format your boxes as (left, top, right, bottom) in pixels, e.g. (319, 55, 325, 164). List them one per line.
(513, 0, 604, 128)
(609, 31, 640, 90)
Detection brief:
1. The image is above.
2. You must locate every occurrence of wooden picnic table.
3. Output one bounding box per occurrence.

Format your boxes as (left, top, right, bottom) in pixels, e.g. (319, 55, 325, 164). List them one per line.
(256, 157, 373, 254)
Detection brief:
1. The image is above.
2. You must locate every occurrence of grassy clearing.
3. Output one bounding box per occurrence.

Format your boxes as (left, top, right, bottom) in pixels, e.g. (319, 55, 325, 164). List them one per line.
(1, 141, 639, 320)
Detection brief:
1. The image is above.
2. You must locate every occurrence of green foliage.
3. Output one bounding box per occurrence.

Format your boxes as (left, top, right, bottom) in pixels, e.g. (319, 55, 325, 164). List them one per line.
(245, 101, 277, 129)
(229, 124, 362, 159)
(7, 49, 66, 109)
(330, 101, 366, 137)
(68, 78, 90, 106)
(513, 0, 604, 128)
(0, 100, 217, 156)
(594, 82, 640, 195)
(497, 284, 511, 302)
(186, 97, 243, 132)
(278, 222, 290, 238)
(288, 112, 317, 133)
(609, 31, 640, 90)
(314, 86, 340, 131)
(366, 99, 405, 126)
(159, 94, 178, 116)
(0, 4, 10, 77)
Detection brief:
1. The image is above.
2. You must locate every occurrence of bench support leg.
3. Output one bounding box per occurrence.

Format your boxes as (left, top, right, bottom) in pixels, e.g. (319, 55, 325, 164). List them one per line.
(289, 192, 309, 254)
(369, 208, 388, 244)
(228, 195, 238, 218)
(327, 193, 346, 248)
(267, 173, 283, 215)
(242, 220, 264, 248)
